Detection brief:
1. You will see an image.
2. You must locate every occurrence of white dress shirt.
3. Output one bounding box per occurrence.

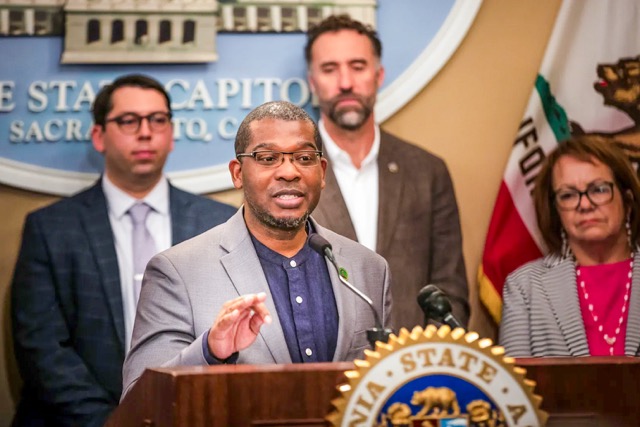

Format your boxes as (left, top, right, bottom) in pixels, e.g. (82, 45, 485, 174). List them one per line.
(102, 175, 171, 352)
(319, 119, 380, 251)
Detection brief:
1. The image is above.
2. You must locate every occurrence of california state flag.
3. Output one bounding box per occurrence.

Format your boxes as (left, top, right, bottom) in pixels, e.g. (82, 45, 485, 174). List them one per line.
(479, 0, 640, 323)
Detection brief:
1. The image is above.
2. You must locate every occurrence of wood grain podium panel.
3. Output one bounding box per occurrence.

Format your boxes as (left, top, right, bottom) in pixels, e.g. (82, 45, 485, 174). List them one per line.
(110, 363, 351, 427)
(108, 358, 640, 426)
(518, 357, 640, 427)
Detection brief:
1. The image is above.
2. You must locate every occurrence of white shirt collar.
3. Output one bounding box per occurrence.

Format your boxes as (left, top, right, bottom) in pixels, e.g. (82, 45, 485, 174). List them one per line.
(102, 174, 170, 219)
(319, 118, 380, 169)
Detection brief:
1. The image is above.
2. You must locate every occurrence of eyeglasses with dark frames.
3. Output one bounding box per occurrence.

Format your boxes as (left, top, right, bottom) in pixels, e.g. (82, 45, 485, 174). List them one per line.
(236, 150, 323, 168)
(554, 181, 615, 211)
(105, 112, 172, 135)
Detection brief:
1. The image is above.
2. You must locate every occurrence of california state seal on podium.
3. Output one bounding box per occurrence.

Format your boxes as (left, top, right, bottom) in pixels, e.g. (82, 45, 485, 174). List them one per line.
(327, 325, 547, 427)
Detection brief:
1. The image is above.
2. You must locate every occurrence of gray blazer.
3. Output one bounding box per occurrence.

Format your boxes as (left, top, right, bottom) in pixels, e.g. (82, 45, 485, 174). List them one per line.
(122, 209, 392, 396)
(499, 252, 640, 357)
(313, 131, 468, 330)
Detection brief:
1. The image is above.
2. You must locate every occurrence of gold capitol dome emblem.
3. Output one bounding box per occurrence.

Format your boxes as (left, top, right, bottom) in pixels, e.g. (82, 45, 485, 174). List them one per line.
(327, 325, 547, 427)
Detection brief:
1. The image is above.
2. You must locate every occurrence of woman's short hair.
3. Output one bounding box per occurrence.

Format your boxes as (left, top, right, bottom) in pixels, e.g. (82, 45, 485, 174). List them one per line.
(533, 135, 640, 254)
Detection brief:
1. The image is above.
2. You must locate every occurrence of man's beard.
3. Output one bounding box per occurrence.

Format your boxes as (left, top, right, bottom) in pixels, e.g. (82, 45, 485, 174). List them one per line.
(326, 93, 375, 131)
(246, 198, 312, 231)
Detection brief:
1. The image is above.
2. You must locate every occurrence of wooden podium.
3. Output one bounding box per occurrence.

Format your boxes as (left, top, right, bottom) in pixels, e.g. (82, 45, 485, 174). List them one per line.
(108, 357, 640, 426)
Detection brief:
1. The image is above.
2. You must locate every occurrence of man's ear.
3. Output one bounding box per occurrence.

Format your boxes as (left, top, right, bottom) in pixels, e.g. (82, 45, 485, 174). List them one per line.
(169, 122, 175, 153)
(229, 159, 243, 189)
(307, 71, 317, 95)
(91, 124, 105, 153)
(376, 64, 385, 89)
(320, 157, 327, 189)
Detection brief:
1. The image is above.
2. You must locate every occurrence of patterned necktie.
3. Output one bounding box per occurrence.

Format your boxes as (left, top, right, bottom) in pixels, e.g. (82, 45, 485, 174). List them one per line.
(128, 203, 157, 306)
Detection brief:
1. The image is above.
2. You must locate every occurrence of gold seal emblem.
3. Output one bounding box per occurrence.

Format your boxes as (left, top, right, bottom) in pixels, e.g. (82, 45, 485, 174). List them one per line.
(327, 325, 547, 427)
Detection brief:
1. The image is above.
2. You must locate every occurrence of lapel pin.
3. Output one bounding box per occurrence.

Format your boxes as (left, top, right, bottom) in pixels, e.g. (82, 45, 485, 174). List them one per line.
(388, 162, 399, 173)
(339, 268, 349, 280)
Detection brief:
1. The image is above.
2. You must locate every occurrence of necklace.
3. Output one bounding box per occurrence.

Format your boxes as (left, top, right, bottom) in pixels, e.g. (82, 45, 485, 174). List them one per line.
(576, 256, 633, 356)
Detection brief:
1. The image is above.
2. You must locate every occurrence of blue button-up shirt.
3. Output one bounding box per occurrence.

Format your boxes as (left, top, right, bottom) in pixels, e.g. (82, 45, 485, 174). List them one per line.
(251, 229, 339, 363)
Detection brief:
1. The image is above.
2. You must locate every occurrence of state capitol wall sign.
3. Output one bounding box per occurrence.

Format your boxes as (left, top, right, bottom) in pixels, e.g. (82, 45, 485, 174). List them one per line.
(0, 0, 481, 196)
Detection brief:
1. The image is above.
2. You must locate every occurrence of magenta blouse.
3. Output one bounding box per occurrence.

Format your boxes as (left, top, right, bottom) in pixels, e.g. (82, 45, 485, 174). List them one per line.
(576, 258, 633, 356)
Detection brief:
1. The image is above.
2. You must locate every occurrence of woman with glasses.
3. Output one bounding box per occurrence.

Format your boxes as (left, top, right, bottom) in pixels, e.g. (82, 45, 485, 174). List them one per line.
(499, 135, 640, 357)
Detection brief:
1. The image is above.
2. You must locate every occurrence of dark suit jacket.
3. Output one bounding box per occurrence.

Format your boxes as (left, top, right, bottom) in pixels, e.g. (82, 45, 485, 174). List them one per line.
(312, 131, 468, 330)
(10, 180, 235, 427)
(499, 252, 640, 357)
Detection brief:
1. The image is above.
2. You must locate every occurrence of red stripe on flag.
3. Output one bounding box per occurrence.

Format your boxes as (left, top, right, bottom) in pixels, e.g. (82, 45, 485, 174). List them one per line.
(480, 181, 543, 321)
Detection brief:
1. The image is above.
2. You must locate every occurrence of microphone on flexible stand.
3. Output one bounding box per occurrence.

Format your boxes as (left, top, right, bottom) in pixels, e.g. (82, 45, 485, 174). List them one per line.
(417, 284, 464, 330)
(308, 234, 392, 348)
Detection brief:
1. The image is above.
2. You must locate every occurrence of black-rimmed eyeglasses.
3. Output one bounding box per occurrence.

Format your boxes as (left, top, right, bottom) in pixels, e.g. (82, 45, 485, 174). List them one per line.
(554, 181, 615, 211)
(236, 150, 323, 168)
(105, 112, 172, 135)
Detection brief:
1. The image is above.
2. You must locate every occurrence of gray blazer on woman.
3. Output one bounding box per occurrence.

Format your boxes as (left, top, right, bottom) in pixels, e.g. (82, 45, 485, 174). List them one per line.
(499, 251, 640, 357)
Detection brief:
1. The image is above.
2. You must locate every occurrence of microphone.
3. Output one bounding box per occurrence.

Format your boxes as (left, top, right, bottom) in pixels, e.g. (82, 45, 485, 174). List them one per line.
(417, 284, 464, 330)
(309, 234, 392, 347)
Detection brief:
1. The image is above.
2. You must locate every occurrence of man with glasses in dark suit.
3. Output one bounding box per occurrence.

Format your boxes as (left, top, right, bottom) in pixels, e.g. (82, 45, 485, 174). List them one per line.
(10, 73, 235, 427)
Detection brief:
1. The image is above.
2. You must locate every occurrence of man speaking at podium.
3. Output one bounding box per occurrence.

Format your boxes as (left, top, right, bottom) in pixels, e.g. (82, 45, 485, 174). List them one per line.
(122, 101, 392, 396)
